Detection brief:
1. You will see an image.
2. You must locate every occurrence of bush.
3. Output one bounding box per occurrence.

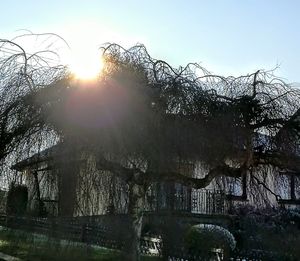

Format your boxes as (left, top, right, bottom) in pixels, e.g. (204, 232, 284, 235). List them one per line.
(184, 224, 236, 259)
(233, 206, 300, 260)
(6, 184, 28, 216)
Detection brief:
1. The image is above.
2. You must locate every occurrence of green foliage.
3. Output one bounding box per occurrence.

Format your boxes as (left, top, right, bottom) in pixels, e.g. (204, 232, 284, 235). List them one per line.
(6, 184, 28, 216)
(0, 227, 161, 261)
(184, 224, 235, 258)
(234, 207, 300, 260)
(0, 228, 120, 261)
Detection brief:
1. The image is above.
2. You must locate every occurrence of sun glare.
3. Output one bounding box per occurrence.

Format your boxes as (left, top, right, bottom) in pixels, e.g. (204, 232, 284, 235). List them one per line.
(69, 50, 104, 80)
(61, 20, 142, 81)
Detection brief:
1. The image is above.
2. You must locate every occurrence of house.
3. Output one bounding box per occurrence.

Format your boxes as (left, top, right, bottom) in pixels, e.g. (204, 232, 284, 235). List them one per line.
(11, 136, 300, 218)
(274, 109, 300, 207)
(12, 144, 128, 216)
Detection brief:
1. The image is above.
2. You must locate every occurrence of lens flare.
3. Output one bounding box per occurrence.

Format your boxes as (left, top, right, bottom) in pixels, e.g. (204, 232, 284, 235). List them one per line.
(69, 50, 104, 80)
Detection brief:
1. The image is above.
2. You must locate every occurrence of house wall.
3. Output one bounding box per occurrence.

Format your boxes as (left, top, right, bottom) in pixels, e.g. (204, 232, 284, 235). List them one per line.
(190, 161, 296, 210)
(22, 165, 59, 215)
(20, 154, 299, 217)
(74, 154, 128, 216)
(20, 154, 129, 217)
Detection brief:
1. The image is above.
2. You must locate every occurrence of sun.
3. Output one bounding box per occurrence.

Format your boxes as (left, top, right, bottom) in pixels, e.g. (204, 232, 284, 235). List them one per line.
(69, 50, 104, 80)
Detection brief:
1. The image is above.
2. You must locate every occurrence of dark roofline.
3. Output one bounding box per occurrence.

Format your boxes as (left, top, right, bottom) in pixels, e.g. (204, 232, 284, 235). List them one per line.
(11, 144, 62, 171)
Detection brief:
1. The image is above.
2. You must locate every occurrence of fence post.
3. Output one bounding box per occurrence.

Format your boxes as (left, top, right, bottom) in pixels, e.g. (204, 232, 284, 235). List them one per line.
(81, 223, 87, 243)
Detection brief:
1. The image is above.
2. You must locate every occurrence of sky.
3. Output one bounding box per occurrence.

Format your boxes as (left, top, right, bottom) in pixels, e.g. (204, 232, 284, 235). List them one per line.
(1, 0, 300, 84)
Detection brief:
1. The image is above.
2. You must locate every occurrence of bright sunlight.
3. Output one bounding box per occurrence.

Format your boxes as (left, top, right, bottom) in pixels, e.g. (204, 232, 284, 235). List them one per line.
(69, 50, 104, 80)
(61, 21, 135, 81)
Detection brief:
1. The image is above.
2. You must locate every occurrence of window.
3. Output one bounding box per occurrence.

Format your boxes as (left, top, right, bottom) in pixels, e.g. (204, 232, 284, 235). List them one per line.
(277, 172, 300, 204)
(295, 176, 300, 199)
(224, 174, 247, 200)
(228, 178, 243, 197)
(277, 174, 291, 200)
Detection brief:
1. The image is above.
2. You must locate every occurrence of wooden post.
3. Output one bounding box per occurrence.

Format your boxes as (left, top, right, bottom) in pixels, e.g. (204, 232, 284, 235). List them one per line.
(291, 174, 295, 201)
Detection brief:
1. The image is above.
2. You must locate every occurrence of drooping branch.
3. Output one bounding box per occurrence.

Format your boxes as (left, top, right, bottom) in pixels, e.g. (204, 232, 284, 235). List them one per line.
(96, 156, 243, 190)
(251, 117, 288, 130)
(251, 174, 281, 201)
(96, 156, 138, 183)
(149, 164, 243, 189)
(254, 151, 300, 173)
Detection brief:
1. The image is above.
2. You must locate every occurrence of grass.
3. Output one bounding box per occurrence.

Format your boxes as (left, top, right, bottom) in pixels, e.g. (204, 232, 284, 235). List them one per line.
(0, 228, 161, 260)
(0, 231, 119, 260)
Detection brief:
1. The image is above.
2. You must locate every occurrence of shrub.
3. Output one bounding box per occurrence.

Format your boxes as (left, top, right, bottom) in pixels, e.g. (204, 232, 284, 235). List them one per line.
(6, 184, 28, 216)
(184, 224, 236, 258)
(233, 206, 300, 260)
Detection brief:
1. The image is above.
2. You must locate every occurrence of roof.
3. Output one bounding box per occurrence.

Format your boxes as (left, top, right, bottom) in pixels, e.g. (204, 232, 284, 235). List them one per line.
(11, 144, 63, 171)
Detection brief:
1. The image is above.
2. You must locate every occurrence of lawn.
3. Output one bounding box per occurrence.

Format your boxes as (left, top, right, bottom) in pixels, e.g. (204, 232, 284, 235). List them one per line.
(0, 227, 161, 261)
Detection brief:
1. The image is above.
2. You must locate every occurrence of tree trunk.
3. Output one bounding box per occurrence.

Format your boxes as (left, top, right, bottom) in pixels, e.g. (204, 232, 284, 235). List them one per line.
(33, 171, 43, 216)
(125, 182, 146, 261)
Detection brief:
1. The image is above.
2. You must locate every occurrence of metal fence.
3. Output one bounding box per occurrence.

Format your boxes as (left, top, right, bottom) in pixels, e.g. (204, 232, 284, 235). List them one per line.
(0, 214, 127, 250)
(146, 187, 227, 215)
(191, 189, 226, 214)
(0, 214, 164, 255)
(0, 215, 293, 260)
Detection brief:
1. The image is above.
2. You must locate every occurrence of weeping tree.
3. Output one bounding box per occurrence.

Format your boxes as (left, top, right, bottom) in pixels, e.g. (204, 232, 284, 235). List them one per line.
(0, 35, 65, 161)
(1, 39, 300, 260)
(0, 35, 65, 209)
(30, 44, 299, 260)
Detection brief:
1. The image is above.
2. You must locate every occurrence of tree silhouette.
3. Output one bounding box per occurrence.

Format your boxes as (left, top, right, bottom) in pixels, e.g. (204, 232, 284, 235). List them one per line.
(0, 38, 66, 180)
(1, 40, 300, 260)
